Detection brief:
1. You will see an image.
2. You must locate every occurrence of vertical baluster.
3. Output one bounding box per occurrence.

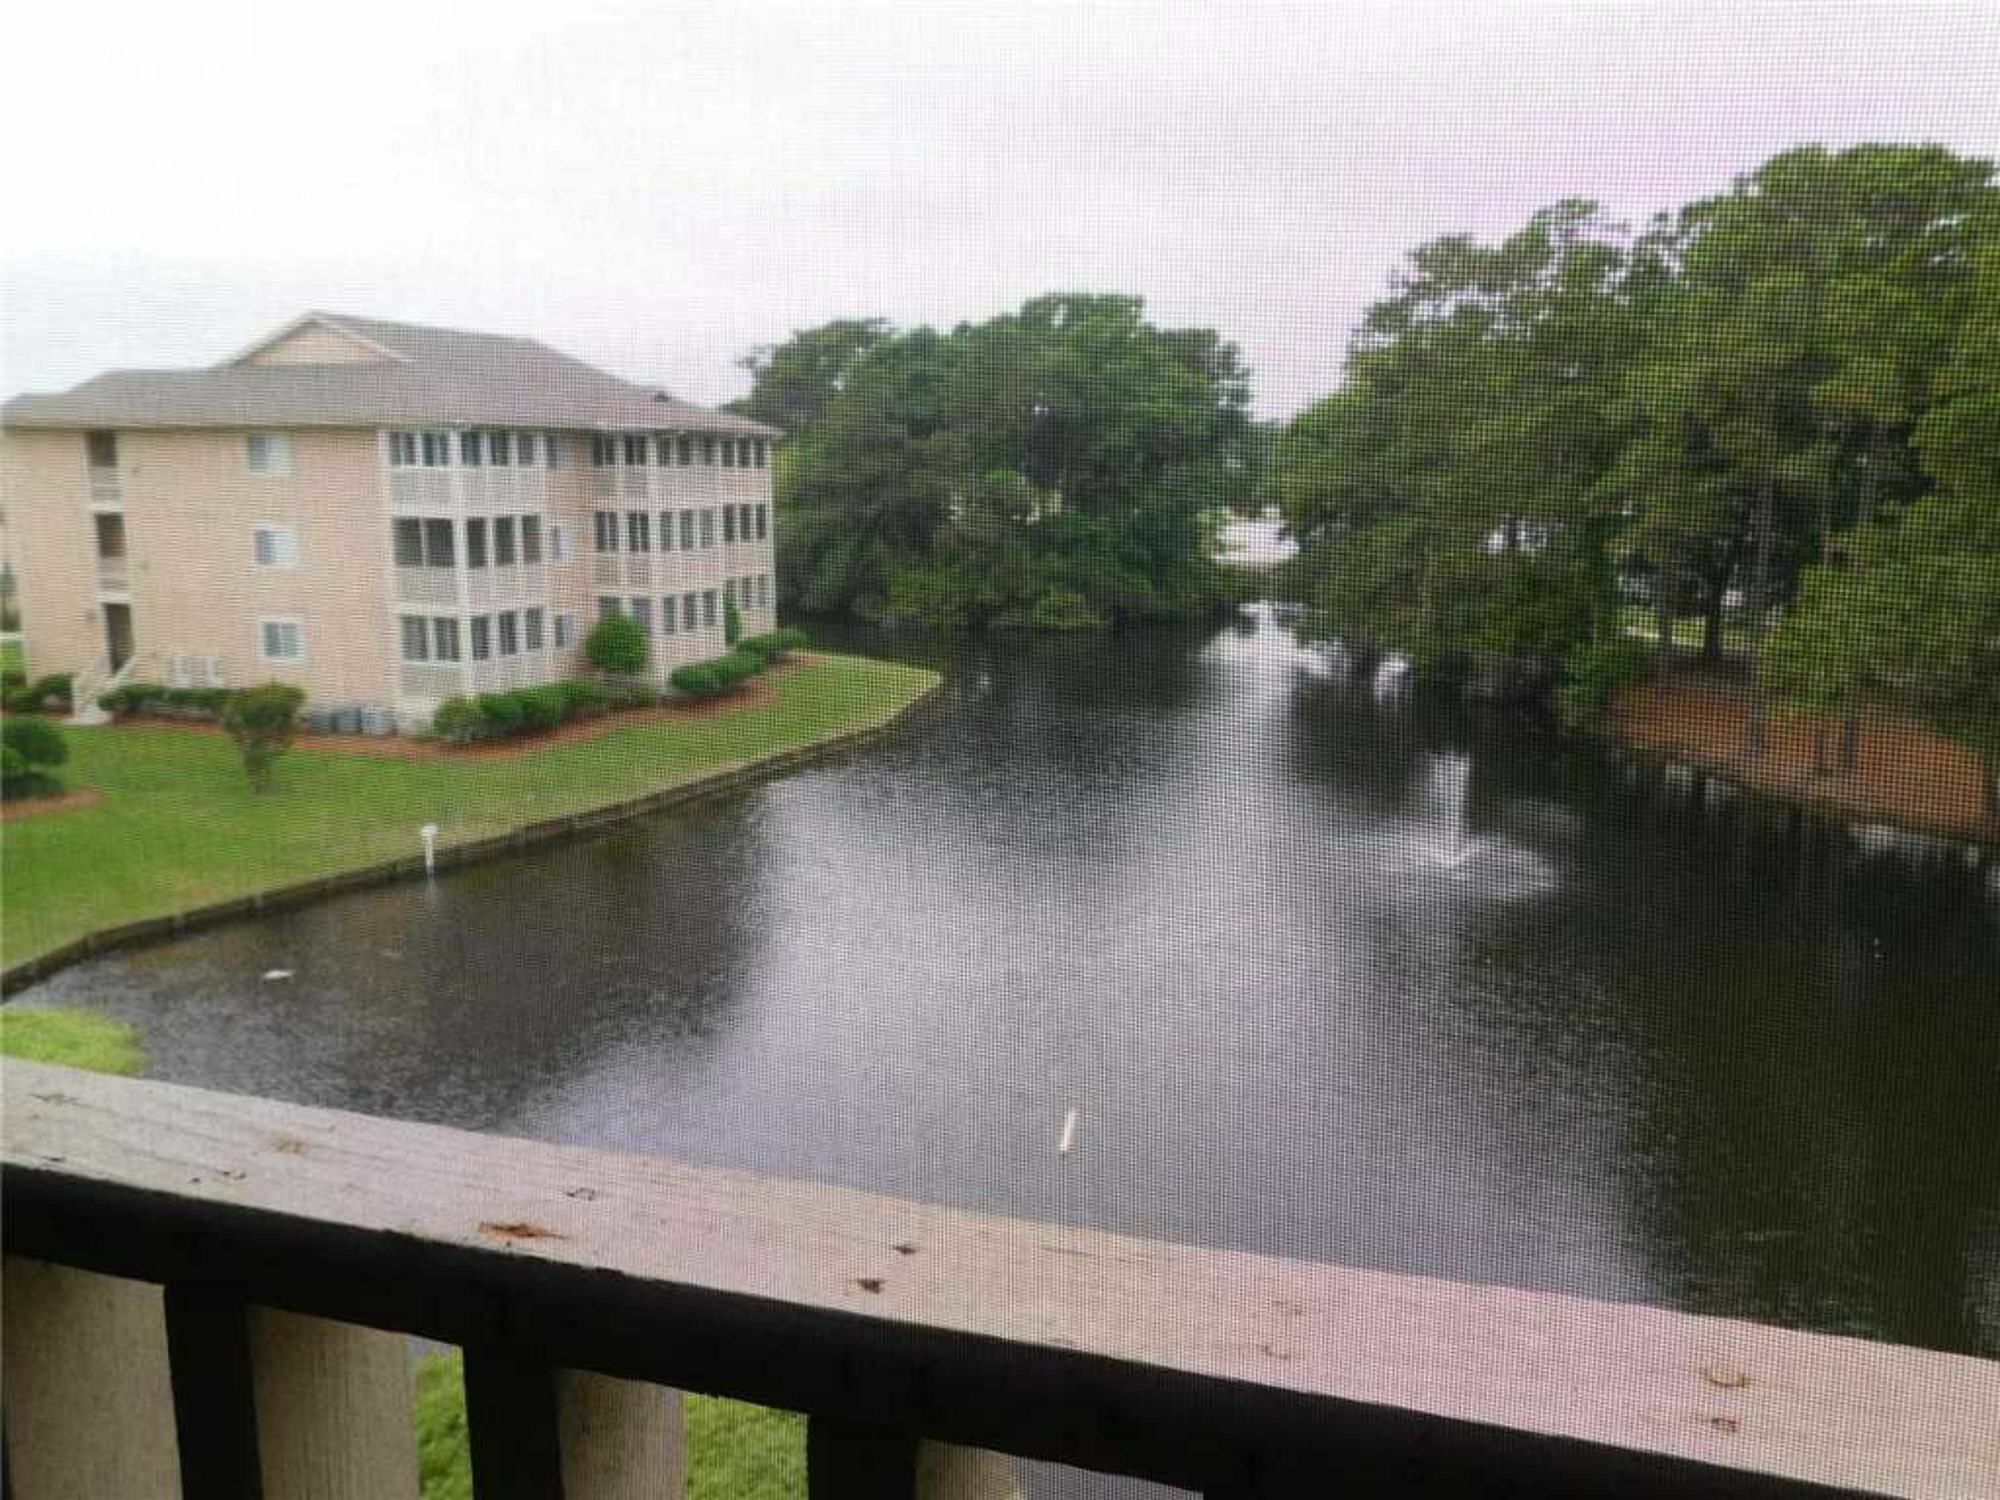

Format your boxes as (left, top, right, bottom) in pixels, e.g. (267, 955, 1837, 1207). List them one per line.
(1, 1258, 181, 1499)
(248, 1310, 419, 1500)
(462, 1352, 685, 1500)
(808, 1423, 1022, 1500)
(463, 1346, 565, 1499)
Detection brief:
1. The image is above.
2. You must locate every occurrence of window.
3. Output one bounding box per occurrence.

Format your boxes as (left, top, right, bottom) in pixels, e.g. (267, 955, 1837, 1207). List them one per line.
(460, 431, 483, 467)
(677, 435, 694, 465)
(544, 434, 563, 468)
(246, 433, 292, 475)
(598, 596, 620, 620)
(549, 523, 569, 562)
(724, 506, 737, 544)
(200, 657, 226, 688)
(702, 589, 718, 627)
(702, 436, 717, 465)
(466, 518, 489, 569)
(627, 511, 650, 552)
(700, 508, 717, 548)
(591, 435, 615, 467)
(434, 617, 462, 661)
(521, 516, 542, 565)
(388, 431, 419, 467)
(756, 503, 769, 540)
(394, 518, 423, 567)
(393, 519, 452, 568)
(723, 578, 736, 605)
(682, 592, 698, 630)
(679, 511, 695, 549)
(657, 511, 674, 550)
(470, 616, 492, 660)
(400, 616, 431, 662)
(623, 434, 649, 466)
(755, 438, 769, 468)
(86, 430, 118, 468)
(494, 516, 517, 567)
(630, 597, 653, 635)
(169, 654, 192, 688)
(761, 574, 772, 607)
(742, 503, 756, 540)
(657, 435, 675, 466)
(253, 524, 299, 568)
(489, 431, 512, 467)
(94, 512, 127, 561)
(721, 437, 736, 468)
(739, 438, 753, 467)
(420, 431, 451, 467)
(660, 597, 678, 634)
(517, 433, 537, 467)
(593, 511, 620, 553)
(554, 612, 576, 649)
(497, 611, 519, 656)
(524, 607, 544, 651)
(259, 619, 304, 662)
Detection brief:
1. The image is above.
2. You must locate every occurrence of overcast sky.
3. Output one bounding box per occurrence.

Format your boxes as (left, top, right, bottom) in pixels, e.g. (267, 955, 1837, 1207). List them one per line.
(4, 1, 1996, 417)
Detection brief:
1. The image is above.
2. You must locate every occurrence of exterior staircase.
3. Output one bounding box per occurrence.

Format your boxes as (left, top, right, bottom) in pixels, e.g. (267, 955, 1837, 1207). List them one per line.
(65, 652, 147, 727)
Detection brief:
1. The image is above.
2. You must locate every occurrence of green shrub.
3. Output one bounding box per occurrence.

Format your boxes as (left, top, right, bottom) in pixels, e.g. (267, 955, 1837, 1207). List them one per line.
(738, 627, 808, 664)
(1, 667, 24, 690)
(514, 685, 569, 733)
(29, 673, 73, 710)
(219, 682, 306, 791)
(1029, 587, 1103, 630)
(2, 714, 69, 798)
(476, 692, 525, 736)
(557, 679, 611, 719)
(599, 677, 658, 710)
(670, 650, 765, 699)
(585, 612, 649, 675)
(432, 696, 487, 745)
(1558, 636, 1653, 728)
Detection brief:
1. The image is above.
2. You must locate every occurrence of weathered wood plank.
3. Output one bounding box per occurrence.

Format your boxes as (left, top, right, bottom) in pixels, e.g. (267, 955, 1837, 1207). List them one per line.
(4, 1060, 1995, 1498)
(1, 1258, 181, 1499)
(808, 1418, 916, 1500)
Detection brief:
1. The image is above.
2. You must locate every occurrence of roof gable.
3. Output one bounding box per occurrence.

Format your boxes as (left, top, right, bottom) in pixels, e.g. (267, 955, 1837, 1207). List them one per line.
(227, 314, 408, 368)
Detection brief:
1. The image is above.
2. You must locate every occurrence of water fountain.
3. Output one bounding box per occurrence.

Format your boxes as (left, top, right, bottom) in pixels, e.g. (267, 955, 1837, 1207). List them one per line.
(1421, 752, 1482, 871)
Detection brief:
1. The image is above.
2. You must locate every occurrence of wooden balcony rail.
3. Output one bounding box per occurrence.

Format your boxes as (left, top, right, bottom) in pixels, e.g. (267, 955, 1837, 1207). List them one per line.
(3, 1057, 1995, 1499)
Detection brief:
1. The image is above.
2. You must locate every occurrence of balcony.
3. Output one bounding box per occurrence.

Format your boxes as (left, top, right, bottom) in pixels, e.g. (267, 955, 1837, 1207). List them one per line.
(3, 1058, 1992, 1499)
(95, 555, 130, 593)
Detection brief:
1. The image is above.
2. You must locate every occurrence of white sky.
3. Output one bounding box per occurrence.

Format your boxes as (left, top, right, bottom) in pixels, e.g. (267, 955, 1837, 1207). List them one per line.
(4, 1, 1996, 417)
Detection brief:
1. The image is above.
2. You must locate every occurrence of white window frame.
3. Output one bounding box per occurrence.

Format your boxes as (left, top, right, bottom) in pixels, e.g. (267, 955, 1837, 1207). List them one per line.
(253, 523, 300, 570)
(554, 612, 576, 650)
(549, 523, 570, 563)
(246, 432, 293, 476)
(258, 617, 305, 663)
(169, 653, 192, 688)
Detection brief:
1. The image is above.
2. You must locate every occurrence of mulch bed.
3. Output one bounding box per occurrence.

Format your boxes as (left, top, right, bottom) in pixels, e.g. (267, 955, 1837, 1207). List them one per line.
(0, 788, 106, 822)
(99, 658, 810, 764)
(1611, 678, 1999, 843)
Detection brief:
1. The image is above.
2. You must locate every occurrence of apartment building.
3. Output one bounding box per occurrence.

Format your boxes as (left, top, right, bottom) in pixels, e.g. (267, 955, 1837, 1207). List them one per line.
(0, 312, 780, 729)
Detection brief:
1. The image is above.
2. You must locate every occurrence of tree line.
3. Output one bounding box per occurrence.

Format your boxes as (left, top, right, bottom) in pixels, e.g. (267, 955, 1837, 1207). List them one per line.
(733, 295, 1256, 629)
(1274, 143, 1998, 804)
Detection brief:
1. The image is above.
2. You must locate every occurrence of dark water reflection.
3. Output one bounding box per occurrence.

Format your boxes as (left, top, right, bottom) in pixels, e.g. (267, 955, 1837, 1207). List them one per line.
(29, 612, 2000, 1370)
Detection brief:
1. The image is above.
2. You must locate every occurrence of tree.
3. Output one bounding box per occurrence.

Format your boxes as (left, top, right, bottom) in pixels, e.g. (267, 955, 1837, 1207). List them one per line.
(1, 715, 68, 799)
(219, 684, 305, 792)
(732, 319, 891, 434)
(585, 612, 649, 676)
(775, 296, 1253, 628)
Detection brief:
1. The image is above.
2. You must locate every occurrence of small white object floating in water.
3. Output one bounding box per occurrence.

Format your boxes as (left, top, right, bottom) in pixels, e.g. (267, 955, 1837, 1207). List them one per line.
(261, 969, 294, 982)
(1058, 1107, 1080, 1157)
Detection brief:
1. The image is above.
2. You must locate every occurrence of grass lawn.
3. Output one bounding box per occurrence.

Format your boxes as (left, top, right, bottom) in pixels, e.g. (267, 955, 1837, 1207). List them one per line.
(416, 1351, 804, 1500)
(2, 652, 938, 967)
(2, 638, 23, 677)
(0, 1007, 146, 1073)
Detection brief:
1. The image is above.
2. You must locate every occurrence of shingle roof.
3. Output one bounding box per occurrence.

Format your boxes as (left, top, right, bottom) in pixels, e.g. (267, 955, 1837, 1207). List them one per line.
(1, 312, 777, 437)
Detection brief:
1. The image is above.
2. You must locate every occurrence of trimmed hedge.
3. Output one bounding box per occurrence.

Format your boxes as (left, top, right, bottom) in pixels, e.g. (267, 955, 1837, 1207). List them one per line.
(2, 715, 69, 800)
(5, 673, 74, 715)
(670, 650, 765, 699)
(99, 683, 234, 719)
(432, 679, 642, 745)
(736, 628, 809, 666)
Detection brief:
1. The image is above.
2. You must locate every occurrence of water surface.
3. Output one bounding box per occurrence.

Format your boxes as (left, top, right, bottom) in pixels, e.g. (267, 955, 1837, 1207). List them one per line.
(29, 612, 2000, 1376)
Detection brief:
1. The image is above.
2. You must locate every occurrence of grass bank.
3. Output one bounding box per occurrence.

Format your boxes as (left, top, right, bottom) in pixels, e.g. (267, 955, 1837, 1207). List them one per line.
(2, 652, 938, 968)
(0, 1007, 146, 1073)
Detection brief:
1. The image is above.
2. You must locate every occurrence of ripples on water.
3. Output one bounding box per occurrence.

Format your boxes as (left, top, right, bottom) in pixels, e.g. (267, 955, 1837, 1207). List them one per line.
(27, 610, 2000, 1377)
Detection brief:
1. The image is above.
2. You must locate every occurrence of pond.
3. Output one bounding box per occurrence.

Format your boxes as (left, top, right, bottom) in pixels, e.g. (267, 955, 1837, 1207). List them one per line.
(25, 610, 2000, 1394)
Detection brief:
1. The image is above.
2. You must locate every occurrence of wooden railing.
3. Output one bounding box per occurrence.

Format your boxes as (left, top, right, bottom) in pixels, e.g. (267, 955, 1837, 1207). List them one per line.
(3, 1058, 1994, 1499)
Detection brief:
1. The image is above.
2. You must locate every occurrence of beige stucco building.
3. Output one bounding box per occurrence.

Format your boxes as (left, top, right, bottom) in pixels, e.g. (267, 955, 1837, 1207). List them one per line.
(0, 312, 780, 730)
